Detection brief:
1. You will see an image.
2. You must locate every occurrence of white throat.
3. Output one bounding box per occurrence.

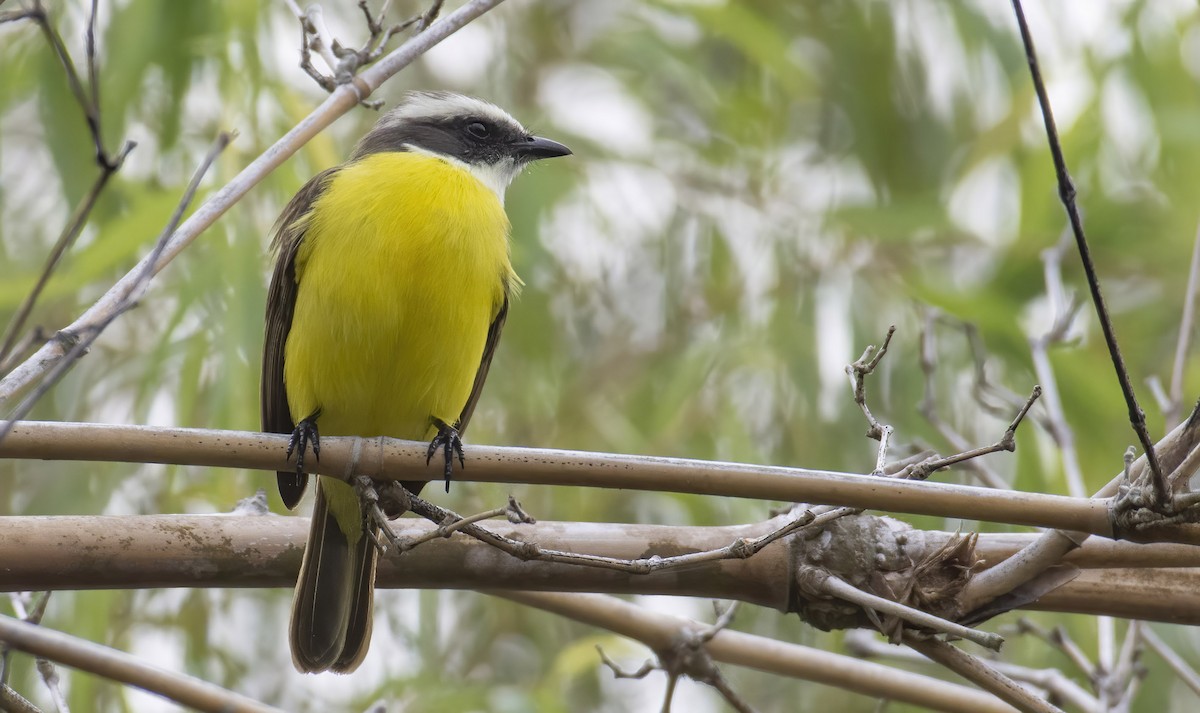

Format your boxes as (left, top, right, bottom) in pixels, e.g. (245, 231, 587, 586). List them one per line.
(404, 145, 520, 204)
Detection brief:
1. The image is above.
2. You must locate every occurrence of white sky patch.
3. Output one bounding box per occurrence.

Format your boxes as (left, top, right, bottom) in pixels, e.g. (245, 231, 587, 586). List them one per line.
(969, 48, 1012, 132)
(538, 64, 654, 157)
(1100, 68, 1159, 173)
(947, 156, 1020, 248)
(703, 193, 776, 325)
(539, 162, 676, 349)
(1183, 23, 1200, 81)
(422, 21, 498, 87)
(815, 271, 853, 421)
(892, 0, 968, 123)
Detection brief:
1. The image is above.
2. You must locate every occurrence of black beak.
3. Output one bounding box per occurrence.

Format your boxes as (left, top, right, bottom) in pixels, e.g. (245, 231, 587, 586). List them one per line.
(514, 135, 572, 162)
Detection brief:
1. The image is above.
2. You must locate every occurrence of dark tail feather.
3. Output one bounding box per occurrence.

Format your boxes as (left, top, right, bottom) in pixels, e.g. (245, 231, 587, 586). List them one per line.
(290, 478, 378, 673)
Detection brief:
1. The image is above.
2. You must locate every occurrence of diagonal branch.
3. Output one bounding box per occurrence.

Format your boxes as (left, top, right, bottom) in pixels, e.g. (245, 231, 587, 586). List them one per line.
(0, 132, 233, 444)
(0, 615, 282, 713)
(1009, 0, 1167, 506)
(906, 635, 1063, 713)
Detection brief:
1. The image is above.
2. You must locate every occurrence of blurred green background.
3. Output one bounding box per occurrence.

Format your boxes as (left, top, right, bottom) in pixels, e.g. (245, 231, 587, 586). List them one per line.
(3, 0, 1200, 710)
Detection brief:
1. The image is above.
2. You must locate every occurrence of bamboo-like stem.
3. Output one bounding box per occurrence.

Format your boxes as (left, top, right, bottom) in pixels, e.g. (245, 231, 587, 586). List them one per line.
(845, 632, 1099, 712)
(0, 421, 1137, 537)
(906, 636, 1063, 713)
(497, 591, 1020, 713)
(0, 0, 508, 404)
(1140, 626, 1200, 696)
(962, 407, 1200, 610)
(0, 615, 281, 713)
(2, 515, 1198, 624)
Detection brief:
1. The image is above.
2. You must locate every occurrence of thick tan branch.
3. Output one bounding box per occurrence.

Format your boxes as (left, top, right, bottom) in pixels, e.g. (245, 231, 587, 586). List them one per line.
(0, 421, 1144, 537)
(1, 515, 1196, 624)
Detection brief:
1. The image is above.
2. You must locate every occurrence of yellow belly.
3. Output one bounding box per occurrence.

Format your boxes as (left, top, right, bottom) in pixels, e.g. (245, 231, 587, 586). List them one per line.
(284, 151, 514, 443)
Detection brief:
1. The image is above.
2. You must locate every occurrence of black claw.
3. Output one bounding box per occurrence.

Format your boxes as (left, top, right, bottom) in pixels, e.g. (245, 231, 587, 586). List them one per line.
(288, 415, 321, 477)
(427, 418, 465, 493)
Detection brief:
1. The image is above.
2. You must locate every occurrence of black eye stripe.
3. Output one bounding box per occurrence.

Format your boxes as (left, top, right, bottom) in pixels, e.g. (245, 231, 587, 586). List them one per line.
(467, 121, 490, 139)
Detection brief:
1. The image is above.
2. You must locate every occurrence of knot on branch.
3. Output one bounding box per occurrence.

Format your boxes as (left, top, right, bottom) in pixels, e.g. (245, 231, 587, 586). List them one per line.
(789, 512, 980, 639)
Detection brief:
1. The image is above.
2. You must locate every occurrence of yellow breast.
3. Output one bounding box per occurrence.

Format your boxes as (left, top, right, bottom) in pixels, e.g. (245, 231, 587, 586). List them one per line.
(283, 151, 515, 441)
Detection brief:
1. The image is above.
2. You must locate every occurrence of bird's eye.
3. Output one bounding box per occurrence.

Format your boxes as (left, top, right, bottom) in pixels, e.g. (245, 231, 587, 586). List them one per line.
(467, 122, 490, 139)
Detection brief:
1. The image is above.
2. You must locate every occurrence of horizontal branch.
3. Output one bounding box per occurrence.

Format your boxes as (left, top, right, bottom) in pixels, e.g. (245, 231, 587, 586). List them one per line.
(1, 515, 1197, 624)
(0, 421, 1156, 539)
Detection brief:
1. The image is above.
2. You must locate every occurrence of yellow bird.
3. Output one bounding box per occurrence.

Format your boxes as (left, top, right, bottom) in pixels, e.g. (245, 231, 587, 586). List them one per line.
(261, 92, 570, 673)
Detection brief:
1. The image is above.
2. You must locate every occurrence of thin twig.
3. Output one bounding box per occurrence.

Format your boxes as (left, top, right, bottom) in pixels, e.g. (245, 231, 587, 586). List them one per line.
(897, 387, 1040, 481)
(1163, 219, 1200, 426)
(1010, 0, 1167, 506)
(595, 602, 755, 713)
(1140, 626, 1200, 696)
(503, 591, 1019, 713)
(0, 1, 136, 366)
(1031, 237, 1087, 498)
(1015, 619, 1096, 682)
(802, 568, 1003, 651)
(846, 631, 1098, 711)
(906, 635, 1064, 713)
(384, 482, 822, 575)
(0, 133, 232, 444)
(846, 326, 896, 447)
(917, 311, 1009, 489)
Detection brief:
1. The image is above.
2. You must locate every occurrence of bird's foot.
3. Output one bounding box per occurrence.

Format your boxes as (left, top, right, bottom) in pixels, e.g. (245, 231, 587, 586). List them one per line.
(427, 418, 465, 493)
(287, 414, 321, 476)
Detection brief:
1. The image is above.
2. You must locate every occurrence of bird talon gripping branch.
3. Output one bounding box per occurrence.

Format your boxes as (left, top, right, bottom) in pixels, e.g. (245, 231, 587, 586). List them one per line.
(427, 418, 465, 492)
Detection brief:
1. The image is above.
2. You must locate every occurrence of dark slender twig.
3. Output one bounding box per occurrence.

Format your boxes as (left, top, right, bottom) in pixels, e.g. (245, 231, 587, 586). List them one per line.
(1010, 0, 1167, 506)
(0, 1, 136, 366)
(0, 133, 233, 444)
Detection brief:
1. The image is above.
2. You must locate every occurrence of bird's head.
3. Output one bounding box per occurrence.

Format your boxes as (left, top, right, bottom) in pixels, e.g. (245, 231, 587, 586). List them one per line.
(353, 91, 571, 201)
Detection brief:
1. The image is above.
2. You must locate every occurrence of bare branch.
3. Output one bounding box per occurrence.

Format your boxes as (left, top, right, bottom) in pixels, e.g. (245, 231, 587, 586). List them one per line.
(846, 631, 1098, 712)
(0, 684, 41, 713)
(906, 635, 1063, 713)
(0, 1, 136, 367)
(1030, 237, 1088, 498)
(0, 132, 233, 444)
(801, 567, 1003, 651)
(500, 591, 1018, 713)
(0, 615, 282, 713)
(1140, 626, 1200, 697)
(845, 326, 896, 450)
(0, 422, 1145, 537)
(1010, 0, 1167, 506)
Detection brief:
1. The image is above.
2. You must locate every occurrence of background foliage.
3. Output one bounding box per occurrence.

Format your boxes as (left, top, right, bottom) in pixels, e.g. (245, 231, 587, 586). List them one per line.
(3, 0, 1200, 710)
